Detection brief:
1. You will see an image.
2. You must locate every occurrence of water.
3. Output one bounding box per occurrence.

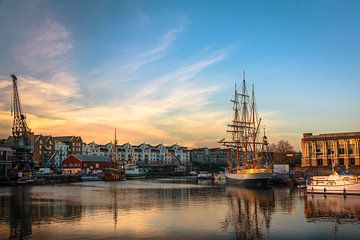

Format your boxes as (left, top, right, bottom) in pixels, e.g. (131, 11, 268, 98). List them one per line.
(0, 179, 360, 239)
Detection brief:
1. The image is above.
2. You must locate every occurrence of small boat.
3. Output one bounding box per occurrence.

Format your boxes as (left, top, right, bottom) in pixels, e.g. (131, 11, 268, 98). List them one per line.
(103, 129, 125, 181)
(188, 171, 198, 176)
(307, 171, 360, 195)
(103, 167, 125, 181)
(197, 171, 214, 180)
(81, 175, 102, 181)
(125, 164, 148, 179)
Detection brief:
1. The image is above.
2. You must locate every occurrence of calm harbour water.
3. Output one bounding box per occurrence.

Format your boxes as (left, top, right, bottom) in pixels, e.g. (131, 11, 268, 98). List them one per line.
(0, 178, 360, 240)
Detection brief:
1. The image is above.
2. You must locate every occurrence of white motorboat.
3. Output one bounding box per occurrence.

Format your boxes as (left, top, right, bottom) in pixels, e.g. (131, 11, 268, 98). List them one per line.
(125, 164, 148, 179)
(307, 171, 360, 195)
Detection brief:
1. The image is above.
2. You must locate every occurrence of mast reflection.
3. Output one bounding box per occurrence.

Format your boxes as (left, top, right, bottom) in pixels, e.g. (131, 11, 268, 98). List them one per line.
(225, 187, 275, 240)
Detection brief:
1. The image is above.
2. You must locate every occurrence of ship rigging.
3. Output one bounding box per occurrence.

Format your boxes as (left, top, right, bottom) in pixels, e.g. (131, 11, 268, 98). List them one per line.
(219, 72, 272, 186)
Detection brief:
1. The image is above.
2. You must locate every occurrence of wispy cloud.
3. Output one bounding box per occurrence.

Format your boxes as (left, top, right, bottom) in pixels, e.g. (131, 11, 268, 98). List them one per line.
(13, 19, 72, 73)
(137, 51, 225, 99)
(123, 24, 186, 73)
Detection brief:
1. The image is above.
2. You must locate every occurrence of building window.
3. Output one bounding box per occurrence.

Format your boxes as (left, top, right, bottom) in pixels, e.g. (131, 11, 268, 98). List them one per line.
(338, 148, 345, 155)
(349, 158, 355, 166)
(327, 159, 332, 166)
(338, 158, 344, 166)
(317, 159, 323, 166)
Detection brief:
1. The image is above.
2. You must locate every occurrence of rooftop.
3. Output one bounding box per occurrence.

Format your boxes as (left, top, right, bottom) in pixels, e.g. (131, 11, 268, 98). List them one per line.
(72, 154, 112, 163)
(302, 132, 360, 141)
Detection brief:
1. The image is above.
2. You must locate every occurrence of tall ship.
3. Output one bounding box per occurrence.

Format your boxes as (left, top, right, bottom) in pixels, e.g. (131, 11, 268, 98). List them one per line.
(219, 73, 273, 187)
(103, 129, 126, 181)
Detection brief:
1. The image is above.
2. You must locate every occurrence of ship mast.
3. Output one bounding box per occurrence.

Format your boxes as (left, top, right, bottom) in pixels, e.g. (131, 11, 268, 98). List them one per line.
(114, 128, 118, 167)
(233, 83, 240, 167)
(252, 83, 256, 167)
(219, 72, 271, 171)
(241, 72, 248, 167)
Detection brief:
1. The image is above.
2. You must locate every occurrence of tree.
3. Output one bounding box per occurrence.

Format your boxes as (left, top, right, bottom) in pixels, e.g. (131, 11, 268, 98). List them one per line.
(268, 143, 277, 152)
(276, 140, 294, 153)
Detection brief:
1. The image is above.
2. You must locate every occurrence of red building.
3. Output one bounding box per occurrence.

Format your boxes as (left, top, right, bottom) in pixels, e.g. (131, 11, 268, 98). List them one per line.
(62, 154, 114, 175)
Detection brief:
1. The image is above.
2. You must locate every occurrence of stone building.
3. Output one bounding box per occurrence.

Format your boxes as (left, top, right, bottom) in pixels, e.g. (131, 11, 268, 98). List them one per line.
(301, 132, 360, 167)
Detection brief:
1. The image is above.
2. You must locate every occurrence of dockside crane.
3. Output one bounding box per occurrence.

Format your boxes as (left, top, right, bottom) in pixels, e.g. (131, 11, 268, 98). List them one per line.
(10, 74, 34, 177)
(165, 153, 187, 175)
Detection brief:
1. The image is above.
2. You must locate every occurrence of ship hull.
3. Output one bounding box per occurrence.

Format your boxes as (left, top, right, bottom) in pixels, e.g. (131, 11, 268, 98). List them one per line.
(307, 184, 360, 195)
(125, 172, 147, 179)
(306, 172, 360, 195)
(102, 168, 125, 181)
(225, 171, 272, 187)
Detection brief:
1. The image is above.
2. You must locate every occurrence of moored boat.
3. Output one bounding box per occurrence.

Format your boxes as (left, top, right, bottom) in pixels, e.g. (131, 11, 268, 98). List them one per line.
(197, 171, 214, 180)
(219, 73, 273, 187)
(103, 167, 125, 181)
(103, 129, 125, 181)
(307, 171, 360, 195)
(125, 164, 148, 179)
(225, 168, 273, 187)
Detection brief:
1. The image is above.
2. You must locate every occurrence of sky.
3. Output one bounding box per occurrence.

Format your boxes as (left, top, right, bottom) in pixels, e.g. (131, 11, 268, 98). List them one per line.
(0, 0, 360, 150)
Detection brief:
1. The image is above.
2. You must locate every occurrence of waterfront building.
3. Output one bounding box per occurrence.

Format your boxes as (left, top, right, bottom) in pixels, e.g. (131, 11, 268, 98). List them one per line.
(62, 154, 113, 175)
(190, 147, 227, 165)
(53, 136, 82, 155)
(82, 142, 190, 167)
(301, 132, 360, 167)
(0, 147, 15, 178)
(54, 141, 69, 163)
(33, 135, 55, 167)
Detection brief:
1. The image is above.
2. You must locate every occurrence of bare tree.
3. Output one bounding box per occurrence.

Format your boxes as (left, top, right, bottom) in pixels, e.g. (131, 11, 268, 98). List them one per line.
(276, 140, 294, 153)
(268, 143, 277, 152)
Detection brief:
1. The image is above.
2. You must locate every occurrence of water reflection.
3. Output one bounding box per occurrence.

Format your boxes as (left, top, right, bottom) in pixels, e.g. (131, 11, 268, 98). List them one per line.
(0, 181, 360, 239)
(0, 186, 83, 239)
(305, 194, 360, 223)
(225, 188, 274, 239)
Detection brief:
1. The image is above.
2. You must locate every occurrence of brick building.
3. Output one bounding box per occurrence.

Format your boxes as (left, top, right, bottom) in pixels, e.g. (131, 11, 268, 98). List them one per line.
(33, 135, 55, 167)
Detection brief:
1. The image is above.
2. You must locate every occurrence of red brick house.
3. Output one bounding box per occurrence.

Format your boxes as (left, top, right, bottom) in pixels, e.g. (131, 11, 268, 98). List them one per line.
(33, 135, 55, 167)
(62, 154, 114, 175)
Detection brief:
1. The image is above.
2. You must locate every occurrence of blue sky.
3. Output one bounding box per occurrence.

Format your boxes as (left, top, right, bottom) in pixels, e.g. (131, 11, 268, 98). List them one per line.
(0, 0, 359, 149)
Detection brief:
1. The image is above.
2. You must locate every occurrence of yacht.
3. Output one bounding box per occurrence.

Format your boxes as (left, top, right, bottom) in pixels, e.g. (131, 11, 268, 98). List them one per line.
(307, 171, 360, 194)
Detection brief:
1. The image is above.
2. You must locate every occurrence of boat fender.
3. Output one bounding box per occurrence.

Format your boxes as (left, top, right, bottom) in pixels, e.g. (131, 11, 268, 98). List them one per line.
(343, 189, 346, 194)
(324, 188, 326, 193)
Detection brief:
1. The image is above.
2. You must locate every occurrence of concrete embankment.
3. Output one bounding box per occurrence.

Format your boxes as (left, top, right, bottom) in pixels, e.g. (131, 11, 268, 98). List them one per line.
(42, 175, 82, 184)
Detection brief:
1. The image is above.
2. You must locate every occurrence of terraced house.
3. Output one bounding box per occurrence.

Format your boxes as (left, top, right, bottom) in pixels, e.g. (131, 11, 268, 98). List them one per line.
(82, 142, 190, 167)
